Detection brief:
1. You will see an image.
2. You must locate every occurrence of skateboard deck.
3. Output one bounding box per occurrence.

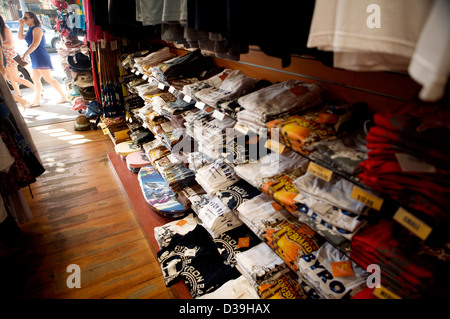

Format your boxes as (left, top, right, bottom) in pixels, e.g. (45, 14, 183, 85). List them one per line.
(138, 164, 189, 218)
(115, 141, 141, 157)
(126, 150, 151, 172)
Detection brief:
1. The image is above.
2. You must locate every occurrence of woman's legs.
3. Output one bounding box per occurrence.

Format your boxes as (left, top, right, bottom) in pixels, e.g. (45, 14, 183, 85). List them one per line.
(31, 69, 43, 105)
(40, 69, 67, 103)
(6, 66, 35, 97)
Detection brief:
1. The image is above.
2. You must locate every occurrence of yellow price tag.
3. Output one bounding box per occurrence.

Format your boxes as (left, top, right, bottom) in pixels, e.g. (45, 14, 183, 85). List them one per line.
(393, 207, 433, 240)
(265, 139, 286, 154)
(373, 286, 401, 299)
(351, 186, 383, 211)
(114, 130, 130, 140)
(307, 162, 333, 182)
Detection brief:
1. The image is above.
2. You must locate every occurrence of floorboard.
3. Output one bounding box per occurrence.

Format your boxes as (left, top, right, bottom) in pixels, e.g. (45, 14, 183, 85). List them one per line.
(0, 121, 177, 299)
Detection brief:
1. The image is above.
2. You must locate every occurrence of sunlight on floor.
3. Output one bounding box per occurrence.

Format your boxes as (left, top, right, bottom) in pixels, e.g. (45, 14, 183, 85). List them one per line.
(33, 125, 92, 147)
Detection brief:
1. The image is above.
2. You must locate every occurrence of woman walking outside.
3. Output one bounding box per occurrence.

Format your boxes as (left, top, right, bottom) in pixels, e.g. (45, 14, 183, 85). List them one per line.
(18, 11, 67, 107)
(0, 15, 35, 100)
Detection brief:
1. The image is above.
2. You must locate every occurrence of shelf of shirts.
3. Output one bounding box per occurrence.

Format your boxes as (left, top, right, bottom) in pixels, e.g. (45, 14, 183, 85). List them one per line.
(122, 66, 382, 299)
(121, 53, 447, 299)
(127, 63, 438, 247)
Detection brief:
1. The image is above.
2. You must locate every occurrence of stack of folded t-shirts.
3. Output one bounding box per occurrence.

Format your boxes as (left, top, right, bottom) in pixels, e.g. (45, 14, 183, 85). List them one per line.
(122, 49, 151, 69)
(298, 242, 368, 299)
(143, 139, 171, 165)
(133, 46, 176, 75)
(154, 156, 197, 193)
(358, 103, 450, 224)
(235, 242, 290, 290)
(219, 131, 269, 165)
(258, 270, 322, 299)
(213, 224, 261, 267)
(193, 115, 236, 159)
(196, 275, 260, 299)
(170, 108, 200, 131)
(151, 49, 216, 84)
(161, 96, 196, 120)
(309, 127, 368, 178)
(182, 69, 234, 99)
(194, 70, 258, 107)
(123, 94, 145, 112)
(134, 82, 163, 98)
(260, 165, 309, 213)
(216, 179, 261, 212)
(267, 102, 360, 156)
(195, 158, 240, 195)
(214, 80, 274, 119)
(186, 151, 215, 173)
(148, 92, 177, 115)
(233, 150, 309, 189)
(157, 225, 241, 298)
(263, 215, 325, 273)
(183, 108, 214, 139)
(236, 193, 291, 240)
(236, 80, 323, 135)
(350, 219, 435, 299)
(292, 172, 370, 239)
(129, 126, 155, 147)
(154, 213, 201, 249)
(196, 196, 244, 238)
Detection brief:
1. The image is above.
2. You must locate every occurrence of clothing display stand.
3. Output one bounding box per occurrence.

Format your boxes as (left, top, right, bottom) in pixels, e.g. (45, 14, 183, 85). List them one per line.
(81, 0, 450, 300)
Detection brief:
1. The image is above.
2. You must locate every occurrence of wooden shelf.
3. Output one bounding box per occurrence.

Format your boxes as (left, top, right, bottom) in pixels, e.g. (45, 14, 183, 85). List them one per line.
(107, 151, 192, 299)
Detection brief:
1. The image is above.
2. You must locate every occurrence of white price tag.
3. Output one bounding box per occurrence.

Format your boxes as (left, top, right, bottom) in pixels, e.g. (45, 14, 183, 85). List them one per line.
(195, 101, 205, 110)
(158, 82, 166, 90)
(142, 74, 148, 80)
(183, 95, 192, 103)
(184, 249, 197, 257)
(234, 123, 249, 135)
(169, 86, 176, 94)
(212, 110, 225, 121)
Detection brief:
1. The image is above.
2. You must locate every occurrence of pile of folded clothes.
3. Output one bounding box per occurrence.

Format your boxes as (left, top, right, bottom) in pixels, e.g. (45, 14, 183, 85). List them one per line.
(261, 166, 308, 213)
(257, 270, 322, 299)
(219, 131, 269, 165)
(236, 80, 323, 135)
(236, 193, 291, 240)
(154, 156, 197, 193)
(358, 102, 450, 225)
(196, 196, 244, 238)
(150, 49, 216, 85)
(213, 224, 261, 267)
(194, 70, 258, 107)
(215, 179, 261, 212)
(196, 275, 259, 299)
(235, 242, 290, 291)
(263, 215, 325, 273)
(195, 158, 240, 195)
(292, 172, 371, 240)
(298, 242, 369, 299)
(133, 46, 176, 75)
(182, 69, 233, 98)
(153, 213, 201, 249)
(309, 127, 369, 177)
(350, 219, 437, 299)
(233, 150, 308, 189)
(157, 224, 241, 298)
(267, 101, 364, 156)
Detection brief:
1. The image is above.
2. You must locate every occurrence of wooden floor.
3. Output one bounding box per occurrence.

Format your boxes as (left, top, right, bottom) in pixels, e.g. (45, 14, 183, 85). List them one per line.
(0, 121, 176, 299)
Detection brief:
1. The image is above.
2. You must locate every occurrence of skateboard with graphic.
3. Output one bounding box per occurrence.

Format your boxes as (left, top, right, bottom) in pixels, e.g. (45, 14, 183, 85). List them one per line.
(115, 141, 141, 158)
(138, 165, 189, 218)
(126, 150, 151, 173)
